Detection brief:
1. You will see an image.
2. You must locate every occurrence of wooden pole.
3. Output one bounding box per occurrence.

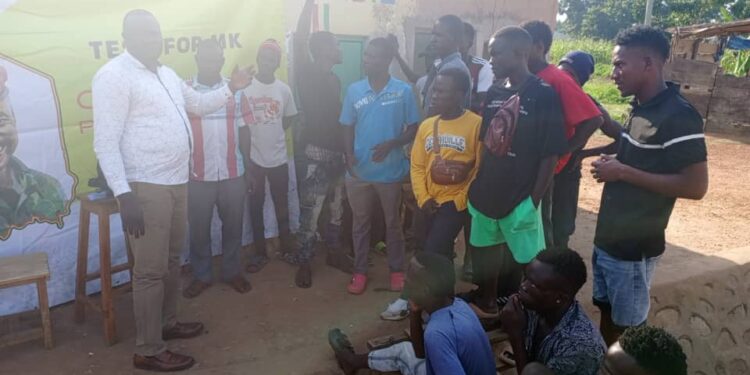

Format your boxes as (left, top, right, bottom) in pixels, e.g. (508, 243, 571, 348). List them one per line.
(645, 0, 655, 25)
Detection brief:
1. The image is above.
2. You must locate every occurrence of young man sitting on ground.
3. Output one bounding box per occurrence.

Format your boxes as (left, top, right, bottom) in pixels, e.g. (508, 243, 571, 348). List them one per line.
(523, 325, 687, 375)
(328, 252, 496, 375)
(500, 248, 606, 375)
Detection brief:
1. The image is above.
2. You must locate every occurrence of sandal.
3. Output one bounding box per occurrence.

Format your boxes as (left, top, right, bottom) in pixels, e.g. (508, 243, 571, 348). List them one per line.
(246, 254, 269, 273)
(225, 275, 252, 294)
(182, 280, 211, 299)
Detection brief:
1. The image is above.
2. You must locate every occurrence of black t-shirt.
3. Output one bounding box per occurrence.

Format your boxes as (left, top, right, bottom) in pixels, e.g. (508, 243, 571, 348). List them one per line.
(296, 62, 343, 152)
(594, 84, 707, 260)
(468, 76, 567, 219)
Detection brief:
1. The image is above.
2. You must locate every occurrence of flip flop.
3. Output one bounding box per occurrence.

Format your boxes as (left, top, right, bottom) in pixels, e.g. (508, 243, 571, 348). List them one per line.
(246, 254, 269, 273)
(469, 302, 500, 319)
(327, 328, 355, 354)
(182, 280, 211, 299)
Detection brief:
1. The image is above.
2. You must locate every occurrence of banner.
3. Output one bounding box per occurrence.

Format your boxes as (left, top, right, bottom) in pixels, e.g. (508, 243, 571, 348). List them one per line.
(0, 0, 292, 315)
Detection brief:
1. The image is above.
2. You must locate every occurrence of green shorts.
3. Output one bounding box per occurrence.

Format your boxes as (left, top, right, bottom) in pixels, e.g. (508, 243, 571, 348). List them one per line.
(468, 196, 545, 264)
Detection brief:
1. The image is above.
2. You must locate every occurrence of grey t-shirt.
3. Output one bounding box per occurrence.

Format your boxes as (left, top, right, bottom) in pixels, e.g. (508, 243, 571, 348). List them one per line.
(422, 52, 471, 116)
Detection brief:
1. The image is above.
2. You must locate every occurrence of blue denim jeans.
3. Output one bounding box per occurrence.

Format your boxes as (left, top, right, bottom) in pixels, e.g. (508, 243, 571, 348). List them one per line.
(368, 341, 426, 375)
(592, 246, 660, 327)
(285, 155, 344, 264)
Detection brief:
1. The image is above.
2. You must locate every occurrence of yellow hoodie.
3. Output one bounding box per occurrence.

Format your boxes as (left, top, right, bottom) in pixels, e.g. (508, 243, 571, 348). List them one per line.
(410, 111, 482, 211)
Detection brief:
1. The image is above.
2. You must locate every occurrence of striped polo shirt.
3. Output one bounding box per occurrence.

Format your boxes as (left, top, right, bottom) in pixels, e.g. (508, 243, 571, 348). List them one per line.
(187, 78, 253, 182)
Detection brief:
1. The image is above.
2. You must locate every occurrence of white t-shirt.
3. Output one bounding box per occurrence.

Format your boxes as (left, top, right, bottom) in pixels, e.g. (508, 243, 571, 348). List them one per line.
(240, 79, 298, 168)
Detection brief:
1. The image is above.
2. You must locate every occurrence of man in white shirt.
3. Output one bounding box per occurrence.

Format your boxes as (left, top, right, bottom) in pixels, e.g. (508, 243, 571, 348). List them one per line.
(461, 22, 494, 114)
(182, 39, 253, 299)
(241, 39, 299, 274)
(92, 10, 252, 372)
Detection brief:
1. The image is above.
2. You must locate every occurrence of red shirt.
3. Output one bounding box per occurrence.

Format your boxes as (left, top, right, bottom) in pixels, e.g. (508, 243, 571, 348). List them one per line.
(537, 64, 602, 173)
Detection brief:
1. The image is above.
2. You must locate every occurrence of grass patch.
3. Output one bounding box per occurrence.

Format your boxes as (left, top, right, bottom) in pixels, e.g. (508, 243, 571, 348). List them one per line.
(548, 37, 632, 121)
(584, 77, 629, 105)
(549, 38, 615, 79)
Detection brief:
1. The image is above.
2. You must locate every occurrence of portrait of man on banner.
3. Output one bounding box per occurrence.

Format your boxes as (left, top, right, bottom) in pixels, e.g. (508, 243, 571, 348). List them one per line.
(0, 63, 68, 239)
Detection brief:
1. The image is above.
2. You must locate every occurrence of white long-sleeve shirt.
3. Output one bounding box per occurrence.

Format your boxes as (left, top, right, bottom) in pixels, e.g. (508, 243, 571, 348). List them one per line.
(92, 51, 232, 196)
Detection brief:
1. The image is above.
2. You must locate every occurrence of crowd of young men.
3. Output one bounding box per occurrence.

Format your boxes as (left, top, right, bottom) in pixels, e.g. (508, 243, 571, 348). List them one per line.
(91, 2, 706, 372)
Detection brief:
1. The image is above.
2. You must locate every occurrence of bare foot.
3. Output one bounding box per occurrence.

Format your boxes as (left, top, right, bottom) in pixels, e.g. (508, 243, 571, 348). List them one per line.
(328, 329, 357, 375)
(295, 262, 312, 288)
(226, 275, 252, 294)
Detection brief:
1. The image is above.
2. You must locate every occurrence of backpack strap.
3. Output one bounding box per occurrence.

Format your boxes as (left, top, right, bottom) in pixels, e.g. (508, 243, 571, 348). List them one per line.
(432, 116, 441, 155)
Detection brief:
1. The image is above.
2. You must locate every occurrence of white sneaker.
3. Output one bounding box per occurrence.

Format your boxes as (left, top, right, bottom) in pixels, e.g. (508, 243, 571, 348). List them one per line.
(380, 298, 409, 321)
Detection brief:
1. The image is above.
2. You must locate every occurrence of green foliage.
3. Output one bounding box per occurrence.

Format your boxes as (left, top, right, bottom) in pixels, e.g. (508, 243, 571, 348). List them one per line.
(720, 50, 750, 76)
(585, 78, 631, 105)
(549, 38, 615, 79)
(548, 37, 631, 109)
(559, 0, 750, 40)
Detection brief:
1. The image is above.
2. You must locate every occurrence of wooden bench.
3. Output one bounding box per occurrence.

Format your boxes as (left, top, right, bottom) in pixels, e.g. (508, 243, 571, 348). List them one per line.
(0, 252, 52, 349)
(74, 194, 133, 346)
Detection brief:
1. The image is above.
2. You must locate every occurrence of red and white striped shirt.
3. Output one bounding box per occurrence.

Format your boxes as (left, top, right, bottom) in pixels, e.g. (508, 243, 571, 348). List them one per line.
(187, 78, 253, 182)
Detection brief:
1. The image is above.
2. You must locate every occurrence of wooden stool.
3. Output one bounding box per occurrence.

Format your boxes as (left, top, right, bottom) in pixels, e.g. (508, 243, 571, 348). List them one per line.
(74, 194, 133, 346)
(0, 252, 53, 349)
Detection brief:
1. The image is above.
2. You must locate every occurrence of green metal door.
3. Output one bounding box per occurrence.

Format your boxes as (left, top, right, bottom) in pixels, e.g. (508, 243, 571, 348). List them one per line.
(333, 35, 366, 99)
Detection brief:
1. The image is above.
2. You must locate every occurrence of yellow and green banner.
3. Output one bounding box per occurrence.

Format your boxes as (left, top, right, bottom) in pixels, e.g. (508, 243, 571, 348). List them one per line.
(0, 0, 287, 313)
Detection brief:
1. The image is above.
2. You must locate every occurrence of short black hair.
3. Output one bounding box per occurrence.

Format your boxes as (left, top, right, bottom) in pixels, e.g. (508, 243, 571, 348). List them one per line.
(196, 38, 221, 56)
(123, 9, 156, 34)
(492, 26, 533, 49)
(438, 14, 465, 41)
(368, 37, 396, 60)
(520, 20, 553, 54)
(438, 68, 471, 95)
(463, 22, 476, 43)
(620, 326, 688, 375)
(413, 252, 455, 298)
(535, 248, 587, 294)
(309, 31, 335, 60)
(615, 25, 671, 61)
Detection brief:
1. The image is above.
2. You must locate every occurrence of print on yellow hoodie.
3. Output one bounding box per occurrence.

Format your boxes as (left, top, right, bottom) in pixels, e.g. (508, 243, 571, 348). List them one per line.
(410, 111, 482, 211)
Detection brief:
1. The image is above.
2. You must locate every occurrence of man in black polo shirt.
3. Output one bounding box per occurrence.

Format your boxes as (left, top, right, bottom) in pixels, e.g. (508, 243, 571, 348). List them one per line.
(463, 26, 567, 318)
(591, 25, 708, 345)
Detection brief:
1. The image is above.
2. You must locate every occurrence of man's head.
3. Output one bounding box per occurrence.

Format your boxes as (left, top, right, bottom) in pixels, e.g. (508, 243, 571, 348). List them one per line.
(518, 249, 587, 312)
(363, 37, 396, 77)
(257, 39, 282, 76)
(488, 26, 533, 80)
(195, 39, 225, 78)
(431, 15, 464, 58)
(430, 68, 471, 115)
(520, 20, 553, 64)
(462, 22, 476, 55)
(405, 252, 455, 312)
(122, 9, 163, 65)
(611, 25, 670, 98)
(599, 326, 687, 375)
(558, 50, 595, 86)
(309, 31, 342, 66)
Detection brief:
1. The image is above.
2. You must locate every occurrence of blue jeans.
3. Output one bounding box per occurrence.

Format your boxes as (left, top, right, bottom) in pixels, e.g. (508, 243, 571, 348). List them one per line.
(285, 156, 344, 264)
(592, 246, 660, 327)
(368, 341, 426, 375)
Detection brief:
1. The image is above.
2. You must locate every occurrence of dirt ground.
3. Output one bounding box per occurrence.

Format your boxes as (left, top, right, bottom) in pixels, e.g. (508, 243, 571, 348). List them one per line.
(0, 133, 748, 375)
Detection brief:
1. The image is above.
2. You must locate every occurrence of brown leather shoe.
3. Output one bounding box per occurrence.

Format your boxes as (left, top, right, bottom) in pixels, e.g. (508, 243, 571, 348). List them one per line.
(133, 350, 195, 372)
(162, 322, 204, 341)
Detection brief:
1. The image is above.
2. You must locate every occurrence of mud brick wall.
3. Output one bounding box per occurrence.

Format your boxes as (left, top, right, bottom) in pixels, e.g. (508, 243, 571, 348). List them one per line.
(649, 263, 750, 374)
